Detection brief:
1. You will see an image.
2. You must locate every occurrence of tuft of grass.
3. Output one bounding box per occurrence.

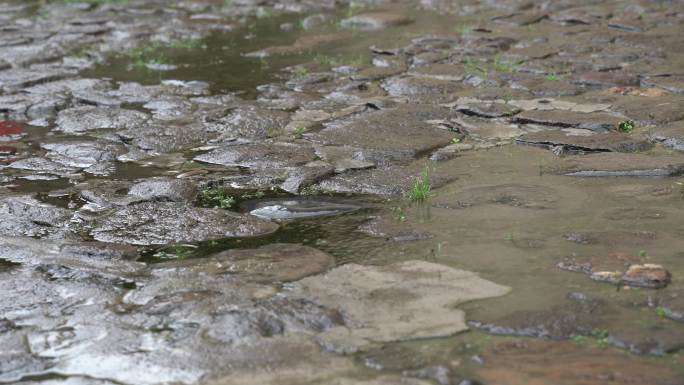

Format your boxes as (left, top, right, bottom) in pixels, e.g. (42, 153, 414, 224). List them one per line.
(126, 41, 168, 70)
(656, 306, 668, 318)
(544, 73, 559, 81)
(292, 66, 309, 78)
(617, 120, 635, 133)
(199, 187, 236, 209)
(591, 329, 610, 349)
(464, 57, 488, 77)
(292, 126, 307, 139)
(571, 335, 589, 345)
(406, 167, 432, 202)
(313, 54, 365, 69)
(493, 55, 516, 73)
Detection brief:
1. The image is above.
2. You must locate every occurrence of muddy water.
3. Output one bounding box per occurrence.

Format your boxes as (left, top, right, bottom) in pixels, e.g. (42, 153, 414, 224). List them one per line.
(2, 0, 684, 384)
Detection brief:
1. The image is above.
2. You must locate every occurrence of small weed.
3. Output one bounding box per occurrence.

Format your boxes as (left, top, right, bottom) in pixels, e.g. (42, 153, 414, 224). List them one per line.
(392, 206, 407, 222)
(590, 329, 610, 349)
(292, 126, 307, 139)
(292, 66, 309, 78)
(656, 306, 668, 318)
(591, 329, 609, 339)
(156, 244, 197, 260)
(314, 54, 364, 69)
(638, 249, 648, 257)
(571, 335, 589, 345)
(126, 41, 168, 70)
(300, 185, 323, 196)
(240, 190, 265, 200)
(199, 187, 236, 209)
(493, 55, 516, 73)
(503, 233, 514, 241)
(406, 167, 432, 202)
(451, 137, 461, 144)
(544, 73, 559, 81)
(596, 338, 610, 349)
(464, 57, 488, 77)
(617, 120, 635, 133)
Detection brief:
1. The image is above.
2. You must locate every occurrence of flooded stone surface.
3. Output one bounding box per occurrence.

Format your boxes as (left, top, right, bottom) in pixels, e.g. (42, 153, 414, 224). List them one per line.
(2, 0, 684, 383)
(478, 339, 682, 385)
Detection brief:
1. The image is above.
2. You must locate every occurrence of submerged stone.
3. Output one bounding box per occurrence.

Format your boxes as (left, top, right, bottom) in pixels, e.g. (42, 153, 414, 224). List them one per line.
(517, 129, 652, 153)
(436, 184, 559, 210)
(247, 198, 359, 220)
(340, 12, 412, 30)
(558, 254, 671, 289)
(551, 153, 684, 177)
(159, 244, 335, 284)
(478, 339, 683, 385)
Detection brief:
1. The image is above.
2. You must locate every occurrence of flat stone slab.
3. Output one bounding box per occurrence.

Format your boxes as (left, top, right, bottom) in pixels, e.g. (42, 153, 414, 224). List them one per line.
(286, 260, 510, 352)
(0, 195, 73, 238)
(513, 110, 624, 131)
(517, 129, 652, 153)
(215, 105, 290, 140)
(55, 106, 149, 134)
(0, 67, 73, 92)
(316, 165, 455, 196)
(382, 76, 463, 102)
(649, 121, 684, 151)
(90, 202, 279, 245)
(550, 153, 684, 177)
(310, 105, 455, 162)
(194, 143, 316, 169)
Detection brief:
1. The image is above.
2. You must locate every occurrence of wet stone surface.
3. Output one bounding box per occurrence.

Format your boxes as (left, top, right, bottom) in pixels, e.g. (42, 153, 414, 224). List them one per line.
(89, 202, 280, 245)
(1, 0, 684, 383)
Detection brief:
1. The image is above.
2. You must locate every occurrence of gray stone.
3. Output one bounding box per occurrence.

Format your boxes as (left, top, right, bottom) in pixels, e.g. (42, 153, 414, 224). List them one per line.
(55, 106, 149, 134)
(127, 178, 198, 203)
(194, 143, 316, 169)
(90, 202, 279, 245)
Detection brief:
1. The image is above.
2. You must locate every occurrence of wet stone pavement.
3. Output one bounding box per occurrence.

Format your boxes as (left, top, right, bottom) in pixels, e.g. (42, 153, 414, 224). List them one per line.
(1, 0, 684, 384)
